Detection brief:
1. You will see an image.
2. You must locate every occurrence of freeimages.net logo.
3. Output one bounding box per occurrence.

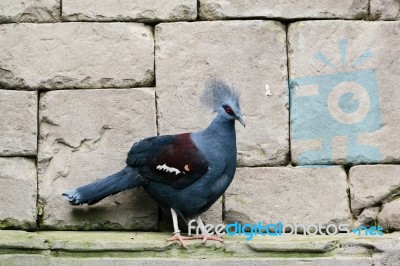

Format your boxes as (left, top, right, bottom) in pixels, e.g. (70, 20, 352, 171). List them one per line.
(289, 39, 382, 165)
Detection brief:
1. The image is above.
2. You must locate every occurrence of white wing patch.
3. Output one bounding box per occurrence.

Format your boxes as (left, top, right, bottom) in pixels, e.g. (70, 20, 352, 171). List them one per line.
(156, 164, 183, 175)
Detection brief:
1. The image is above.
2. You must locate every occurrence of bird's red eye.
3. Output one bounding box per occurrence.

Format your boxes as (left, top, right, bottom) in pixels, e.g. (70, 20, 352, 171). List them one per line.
(225, 106, 233, 114)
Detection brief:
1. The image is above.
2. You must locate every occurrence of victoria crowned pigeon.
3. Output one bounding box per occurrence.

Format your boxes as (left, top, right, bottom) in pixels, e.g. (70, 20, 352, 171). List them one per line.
(62, 79, 245, 248)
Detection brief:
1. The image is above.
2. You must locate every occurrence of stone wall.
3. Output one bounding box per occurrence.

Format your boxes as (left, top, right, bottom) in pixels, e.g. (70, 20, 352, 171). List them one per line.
(0, 0, 399, 233)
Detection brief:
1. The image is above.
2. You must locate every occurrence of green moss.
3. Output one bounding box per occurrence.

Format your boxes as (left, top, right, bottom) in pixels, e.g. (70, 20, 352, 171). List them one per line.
(0, 231, 396, 260)
(0, 219, 36, 231)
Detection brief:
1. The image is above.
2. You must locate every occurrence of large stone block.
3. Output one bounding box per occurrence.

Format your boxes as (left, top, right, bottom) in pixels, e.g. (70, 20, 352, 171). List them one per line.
(350, 165, 400, 216)
(199, 0, 368, 20)
(370, 0, 400, 20)
(156, 21, 289, 166)
(63, 0, 197, 22)
(225, 167, 351, 227)
(0, 0, 60, 23)
(0, 158, 37, 230)
(0, 90, 37, 156)
(0, 23, 154, 90)
(288, 21, 400, 165)
(38, 88, 158, 230)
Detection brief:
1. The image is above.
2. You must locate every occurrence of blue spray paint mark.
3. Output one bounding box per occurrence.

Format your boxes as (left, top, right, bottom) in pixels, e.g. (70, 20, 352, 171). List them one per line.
(315, 52, 337, 68)
(339, 38, 348, 67)
(339, 92, 359, 113)
(352, 48, 373, 67)
(289, 39, 382, 165)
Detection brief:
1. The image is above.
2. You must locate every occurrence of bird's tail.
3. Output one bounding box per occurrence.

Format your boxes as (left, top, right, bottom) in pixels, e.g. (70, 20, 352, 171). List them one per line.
(62, 166, 145, 206)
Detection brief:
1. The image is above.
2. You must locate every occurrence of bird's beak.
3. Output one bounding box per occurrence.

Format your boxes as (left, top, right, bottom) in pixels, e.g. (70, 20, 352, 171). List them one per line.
(237, 115, 246, 127)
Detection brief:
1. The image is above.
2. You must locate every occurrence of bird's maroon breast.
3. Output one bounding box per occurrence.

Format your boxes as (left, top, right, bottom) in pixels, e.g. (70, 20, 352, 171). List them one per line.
(148, 133, 208, 185)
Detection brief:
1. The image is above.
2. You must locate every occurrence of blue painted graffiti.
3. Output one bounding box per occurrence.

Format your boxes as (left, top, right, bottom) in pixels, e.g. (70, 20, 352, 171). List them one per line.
(289, 39, 382, 165)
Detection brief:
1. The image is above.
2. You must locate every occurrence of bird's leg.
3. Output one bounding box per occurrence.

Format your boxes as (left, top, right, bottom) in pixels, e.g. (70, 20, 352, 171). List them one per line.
(166, 208, 191, 249)
(191, 216, 224, 243)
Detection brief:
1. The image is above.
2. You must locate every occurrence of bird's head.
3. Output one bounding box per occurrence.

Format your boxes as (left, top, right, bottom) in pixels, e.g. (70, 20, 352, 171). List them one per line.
(201, 78, 245, 127)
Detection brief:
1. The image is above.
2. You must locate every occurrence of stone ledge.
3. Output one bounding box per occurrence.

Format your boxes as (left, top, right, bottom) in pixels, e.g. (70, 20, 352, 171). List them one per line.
(0, 231, 399, 265)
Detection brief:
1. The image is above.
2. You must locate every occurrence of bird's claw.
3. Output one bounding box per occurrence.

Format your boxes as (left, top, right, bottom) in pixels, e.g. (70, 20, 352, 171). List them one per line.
(166, 233, 223, 249)
(166, 234, 191, 249)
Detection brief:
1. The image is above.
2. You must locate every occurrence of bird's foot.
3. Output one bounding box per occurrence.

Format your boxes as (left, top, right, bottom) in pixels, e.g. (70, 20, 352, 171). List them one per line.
(166, 233, 191, 249)
(190, 234, 224, 244)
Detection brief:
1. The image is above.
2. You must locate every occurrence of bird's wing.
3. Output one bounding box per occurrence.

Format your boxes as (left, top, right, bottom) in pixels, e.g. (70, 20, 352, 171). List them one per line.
(126, 133, 209, 189)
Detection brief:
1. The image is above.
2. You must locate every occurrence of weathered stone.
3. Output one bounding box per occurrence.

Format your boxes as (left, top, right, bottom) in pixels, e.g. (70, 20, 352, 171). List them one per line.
(353, 207, 380, 228)
(288, 21, 400, 165)
(0, 256, 376, 266)
(38, 88, 158, 230)
(350, 165, 400, 216)
(199, 0, 368, 20)
(372, 232, 400, 265)
(370, 0, 400, 20)
(0, 158, 37, 230)
(2, 230, 400, 265)
(0, 0, 60, 23)
(0, 23, 153, 90)
(378, 198, 400, 231)
(156, 21, 289, 166)
(202, 198, 222, 226)
(0, 90, 37, 156)
(63, 0, 197, 22)
(225, 167, 351, 226)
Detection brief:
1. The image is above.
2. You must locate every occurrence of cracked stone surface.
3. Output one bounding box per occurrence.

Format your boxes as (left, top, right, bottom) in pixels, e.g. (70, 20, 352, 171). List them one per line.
(0, 0, 60, 23)
(0, 158, 37, 230)
(63, 0, 197, 22)
(38, 88, 158, 230)
(350, 165, 400, 216)
(156, 21, 289, 167)
(225, 167, 351, 226)
(288, 21, 400, 165)
(199, 0, 368, 20)
(0, 23, 154, 90)
(0, 90, 37, 156)
(370, 0, 400, 20)
(378, 198, 400, 231)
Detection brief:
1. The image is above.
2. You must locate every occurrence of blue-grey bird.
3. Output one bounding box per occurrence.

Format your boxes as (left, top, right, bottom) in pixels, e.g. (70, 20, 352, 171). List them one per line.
(62, 79, 245, 248)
